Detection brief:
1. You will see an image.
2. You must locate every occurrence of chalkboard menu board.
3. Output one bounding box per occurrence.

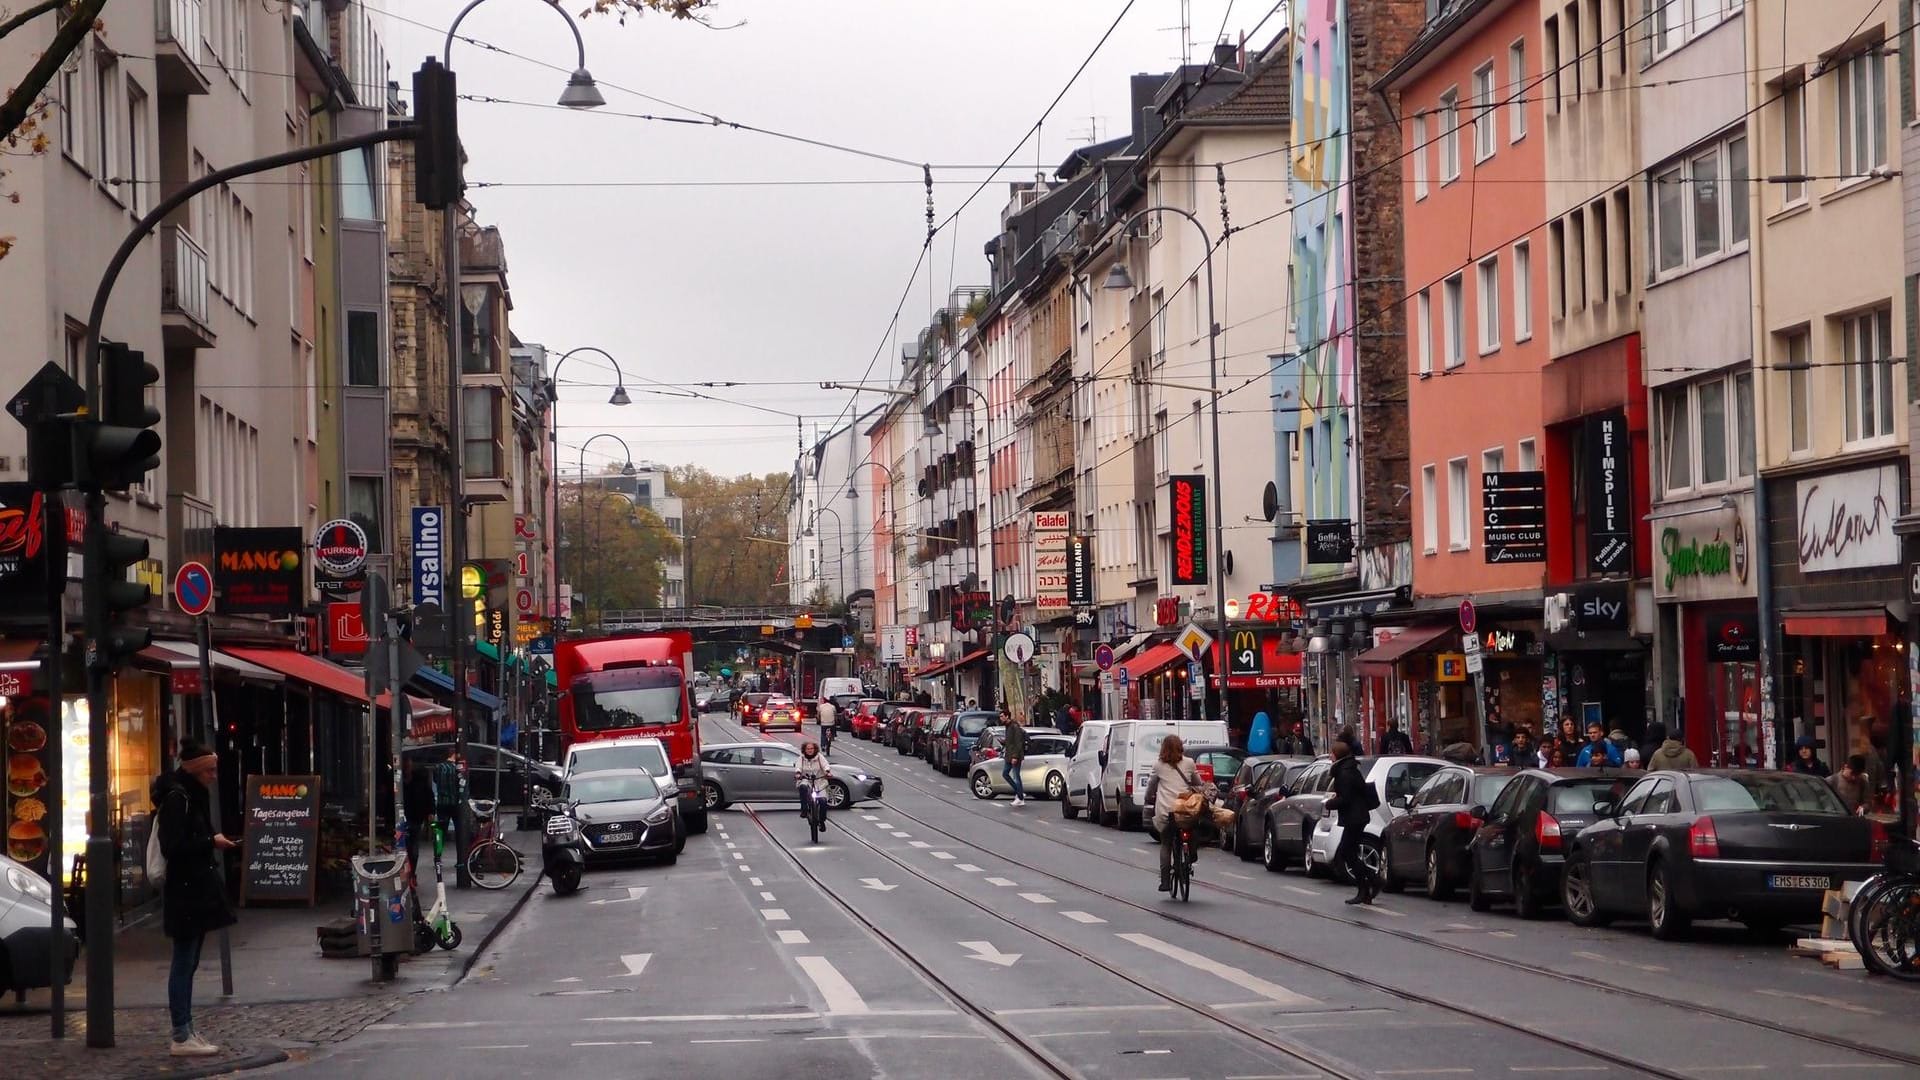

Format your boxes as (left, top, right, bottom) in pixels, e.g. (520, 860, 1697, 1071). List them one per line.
(241, 774, 320, 906)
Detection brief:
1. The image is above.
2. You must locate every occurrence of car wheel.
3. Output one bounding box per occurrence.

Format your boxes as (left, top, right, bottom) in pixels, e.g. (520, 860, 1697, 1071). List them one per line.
(1425, 845, 1454, 901)
(1045, 773, 1066, 802)
(700, 781, 727, 811)
(1374, 840, 1403, 893)
(1118, 801, 1140, 831)
(657, 853, 678, 866)
(971, 773, 997, 800)
(1467, 861, 1492, 912)
(686, 806, 708, 834)
(1236, 821, 1259, 861)
(1305, 828, 1329, 879)
(1262, 826, 1286, 873)
(1561, 850, 1610, 927)
(826, 781, 850, 810)
(1647, 859, 1690, 940)
(674, 827, 687, 855)
(1513, 862, 1544, 920)
(1061, 787, 1081, 819)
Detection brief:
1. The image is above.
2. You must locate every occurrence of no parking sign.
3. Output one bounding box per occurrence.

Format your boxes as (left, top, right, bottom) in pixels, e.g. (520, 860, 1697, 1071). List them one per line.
(174, 561, 214, 617)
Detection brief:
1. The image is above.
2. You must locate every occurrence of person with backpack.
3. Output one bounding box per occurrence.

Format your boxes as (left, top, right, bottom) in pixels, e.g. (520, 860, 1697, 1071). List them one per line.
(149, 742, 239, 1057)
(1324, 734, 1380, 905)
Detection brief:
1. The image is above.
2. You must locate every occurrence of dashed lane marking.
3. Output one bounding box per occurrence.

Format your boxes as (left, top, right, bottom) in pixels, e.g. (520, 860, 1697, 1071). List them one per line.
(1090, 836, 1117, 845)
(986, 877, 1018, 887)
(1754, 989, 1881, 1016)
(761, 908, 790, 921)
(749, 878, 763, 886)
(1061, 910, 1106, 924)
(955, 863, 983, 872)
(732, 852, 744, 860)
(1283, 885, 1316, 896)
(873, 822, 896, 830)
(797, 955, 871, 1015)
(1018, 892, 1055, 905)
(777, 930, 810, 944)
(931, 851, 956, 860)
(738, 865, 753, 873)
(760, 891, 777, 901)
(1222, 871, 1252, 880)
(725, 842, 737, 849)
(691, 1038, 765, 1044)
(891, 832, 912, 838)
(573, 1041, 654, 1046)
(1118, 933, 1318, 1007)
(861, 814, 880, 820)
(909, 840, 932, 849)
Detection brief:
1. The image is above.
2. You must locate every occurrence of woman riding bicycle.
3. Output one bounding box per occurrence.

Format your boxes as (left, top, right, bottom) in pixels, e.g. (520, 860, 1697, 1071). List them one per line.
(795, 741, 832, 819)
(1150, 735, 1210, 893)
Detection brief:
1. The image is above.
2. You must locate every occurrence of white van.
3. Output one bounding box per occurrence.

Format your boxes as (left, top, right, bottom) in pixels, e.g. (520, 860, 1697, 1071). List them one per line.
(1095, 719, 1229, 830)
(816, 677, 864, 708)
(1062, 720, 1115, 820)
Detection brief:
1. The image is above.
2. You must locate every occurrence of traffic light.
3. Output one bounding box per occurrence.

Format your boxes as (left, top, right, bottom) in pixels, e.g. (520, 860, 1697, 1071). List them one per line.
(85, 519, 152, 668)
(77, 343, 160, 493)
(413, 58, 463, 210)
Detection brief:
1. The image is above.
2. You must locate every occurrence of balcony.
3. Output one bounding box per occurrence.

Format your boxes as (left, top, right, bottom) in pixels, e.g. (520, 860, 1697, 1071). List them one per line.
(161, 226, 216, 348)
(154, 0, 211, 95)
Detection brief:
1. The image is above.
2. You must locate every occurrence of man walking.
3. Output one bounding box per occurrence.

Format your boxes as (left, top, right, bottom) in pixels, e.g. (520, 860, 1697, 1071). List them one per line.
(1003, 712, 1029, 806)
(818, 697, 837, 754)
(152, 741, 239, 1057)
(1325, 735, 1377, 905)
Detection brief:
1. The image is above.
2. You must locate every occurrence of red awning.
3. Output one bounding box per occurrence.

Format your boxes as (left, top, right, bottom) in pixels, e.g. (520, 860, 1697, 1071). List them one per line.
(1782, 609, 1891, 638)
(1353, 623, 1457, 676)
(223, 647, 430, 712)
(1118, 642, 1186, 681)
(910, 648, 989, 680)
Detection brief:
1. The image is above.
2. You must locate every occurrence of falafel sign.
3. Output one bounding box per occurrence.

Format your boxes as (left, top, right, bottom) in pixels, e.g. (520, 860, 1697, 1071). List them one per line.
(240, 773, 321, 905)
(215, 527, 305, 615)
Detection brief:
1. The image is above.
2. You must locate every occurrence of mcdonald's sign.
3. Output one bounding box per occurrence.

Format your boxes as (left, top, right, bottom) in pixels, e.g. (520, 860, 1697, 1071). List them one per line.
(1228, 630, 1262, 677)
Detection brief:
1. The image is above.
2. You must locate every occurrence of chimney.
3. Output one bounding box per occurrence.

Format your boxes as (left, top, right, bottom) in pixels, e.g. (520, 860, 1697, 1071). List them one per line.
(1213, 41, 1242, 71)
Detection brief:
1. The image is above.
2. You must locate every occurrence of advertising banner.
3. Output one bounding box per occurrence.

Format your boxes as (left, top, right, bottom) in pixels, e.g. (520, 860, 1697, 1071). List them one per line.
(0, 485, 57, 611)
(411, 506, 445, 608)
(1032, 511, 1069, 614)
(1585, 411, 1633, 574)
(1169, 475, 1208, 586)
(1066, 534, 1093, 606)
(214, 526, 304, 615)
(1483, 470, 1547, 564)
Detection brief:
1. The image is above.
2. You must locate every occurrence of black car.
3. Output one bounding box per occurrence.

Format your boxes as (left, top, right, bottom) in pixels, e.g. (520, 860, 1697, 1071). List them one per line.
(893, 708, 930, 755)
(1381, 765, 1516, 899)
(1466, 768, 1633, 918)
(1185, 744, 1250, 801)
(827, 694, 863, 731)
(924, 712, 956, 767)
(405, 742, 562, 807)
(563, 769, 681, 866)
(1220, 756, 1297, 852)
(1562, 769, 1887, 939)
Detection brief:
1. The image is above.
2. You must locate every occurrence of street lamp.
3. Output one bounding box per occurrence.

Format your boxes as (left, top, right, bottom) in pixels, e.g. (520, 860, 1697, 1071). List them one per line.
(575, 433, 636, 625)
(440, 0, 604, 888)
(1103, 204, 1232, 732)
(547, 346, 633, 634)
(805, 505, 847, 602)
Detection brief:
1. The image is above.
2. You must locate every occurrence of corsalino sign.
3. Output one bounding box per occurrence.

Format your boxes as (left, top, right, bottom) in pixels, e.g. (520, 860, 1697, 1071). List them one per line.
(1654, 493, 1754, 602)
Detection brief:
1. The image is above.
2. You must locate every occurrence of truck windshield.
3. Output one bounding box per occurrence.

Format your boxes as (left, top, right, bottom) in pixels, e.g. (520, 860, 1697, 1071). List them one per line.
(576, 669, 684, 732)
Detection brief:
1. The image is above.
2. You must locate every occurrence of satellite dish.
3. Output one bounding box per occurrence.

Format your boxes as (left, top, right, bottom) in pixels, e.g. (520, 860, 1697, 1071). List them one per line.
(1261, 481, 1279, 522)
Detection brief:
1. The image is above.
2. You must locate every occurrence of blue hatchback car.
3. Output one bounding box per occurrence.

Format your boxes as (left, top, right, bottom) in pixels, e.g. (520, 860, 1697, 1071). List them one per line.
(935, 710, 1001, 777)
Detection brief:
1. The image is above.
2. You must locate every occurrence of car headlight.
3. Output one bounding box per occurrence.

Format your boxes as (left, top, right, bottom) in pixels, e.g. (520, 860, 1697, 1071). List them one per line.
(853, 773, 871, 783)
(643, 805, 674, 826)
(544, 816, 580, 839)
(4, 865, 52, 905)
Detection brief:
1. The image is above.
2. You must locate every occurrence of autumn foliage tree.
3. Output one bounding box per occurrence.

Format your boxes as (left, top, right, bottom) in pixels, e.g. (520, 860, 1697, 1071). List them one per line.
(558, 487, 681, 623)
(668, 467, 788, 607)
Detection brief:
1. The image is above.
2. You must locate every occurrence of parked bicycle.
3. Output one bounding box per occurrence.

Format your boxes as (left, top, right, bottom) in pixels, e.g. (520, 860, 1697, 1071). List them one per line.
(1849, 835, 1920, 980)
(465, 799, 523, 889)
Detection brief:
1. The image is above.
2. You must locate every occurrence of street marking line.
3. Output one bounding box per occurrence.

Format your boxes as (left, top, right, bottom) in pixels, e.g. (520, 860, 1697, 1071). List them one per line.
(749, 878, 763, 887)
(861, 814, 879, 821)
(986, 877, 1018, 887)
(955, 863, 984, 872)
(1222, 871, 1253, 880)
(1802, 1065, 1903, 1070)
(1375, 1071, 1475, 1077)
(1508, 1068, 1607, 1074)
(760, 891, 778, 902)
(573, 1041, 654, 1046)
(890, 831, 912, 838)
(1755, 989, 1882, 1016)
(873, 822, 895, 829)
(776, 930, 810, 944)
(691, 1038, 765, 1044)
(1283, 885, 1316, 896)
(1062, 911, 1106, 924)
(618, 953, 651, 978)
(1090, 836, 1117, 845)
(724, 842, 737, 850)
(1118, 933, 1318, 1006)
(931, 851, 956, 860)
(732, 852, 744, 860)
(909, 840, 932, 849)
(465, 1044, 529, 1049)
(994, 1004, 1178, 1016)
(1367, 906, 1407, 918)
(1019, 892, 1056, 905)
(761, 908, 790, 921)
(737, 866, 752, 873)
(797, 955, 871, 1015)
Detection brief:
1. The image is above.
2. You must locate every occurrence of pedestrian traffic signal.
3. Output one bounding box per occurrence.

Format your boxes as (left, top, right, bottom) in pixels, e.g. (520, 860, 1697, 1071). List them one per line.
(78, 343, 161, 493)
(85, 518, 153, 669)
(412, 58, 463, 210)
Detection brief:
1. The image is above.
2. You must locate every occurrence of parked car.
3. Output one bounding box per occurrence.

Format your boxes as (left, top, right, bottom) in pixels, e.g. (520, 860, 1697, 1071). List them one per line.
(1380, 765, 1517, 899)
(559, 736, 691, 851)
(758, 695, 803, 733)
(932, 710, 998, 777)
(1304, 756, 1450, 880)
(405, 742, 562, 807)
(736, 692, 773, 727)
(1465, 768, 1635, 918)
(1096, 720, 1230, 830)
(1561, 769, 1887, 938)
(1222, 755, 1312, 855)
(850, 699, 887, 739)
(892, 707, 930, 755)
(826, 693, 864, 731)
(696, 741, 883, 811)
(0, 853, 76, 994)
(560, 769, 680, 866)
(968, 728, 1076, 800)
(1258, 759, 1333, 871)
(1060, 720, 1116, 820)
(1185, 744, 1249, 801)
(923, 712, 956, 766)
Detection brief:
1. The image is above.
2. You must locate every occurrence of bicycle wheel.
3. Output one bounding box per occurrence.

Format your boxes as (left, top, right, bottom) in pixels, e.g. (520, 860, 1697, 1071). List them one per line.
(808, 799, 821, 844)
(466, 839, 522, 890)
(1857, 880, 1920, 980)
(1849, 874, 1895, 957)
(1172, 837, 1191, 901)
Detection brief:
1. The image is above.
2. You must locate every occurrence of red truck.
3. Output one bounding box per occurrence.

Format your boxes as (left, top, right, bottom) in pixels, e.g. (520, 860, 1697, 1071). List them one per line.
(555, 631, 708, 834)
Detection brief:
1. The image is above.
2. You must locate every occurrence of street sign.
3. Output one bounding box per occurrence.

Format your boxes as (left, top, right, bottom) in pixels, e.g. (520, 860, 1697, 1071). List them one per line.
(173, 560, 215, 618)
(529, 635, 555, 654)
(1464, 649, 1485, 675)
(1099, 670, 1115, 692)
(1003, 631, 1035, 665)
(1187, 661, 1205, 699)
(5, 362, 84, 426)
(325, 601, 371, 656)
(1462, 632, 1483, 655)
(1228, 629, 1261, 677)
(1117, 668, 1131, 689)
(1174, 622, 1214, 662)
(1093, 643, 1115, 671)
(1458, 598, 1477, 634)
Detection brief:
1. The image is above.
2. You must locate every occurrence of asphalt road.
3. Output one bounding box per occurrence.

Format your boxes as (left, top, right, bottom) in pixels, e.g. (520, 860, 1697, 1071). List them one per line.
(266, 711, 1920, 1080)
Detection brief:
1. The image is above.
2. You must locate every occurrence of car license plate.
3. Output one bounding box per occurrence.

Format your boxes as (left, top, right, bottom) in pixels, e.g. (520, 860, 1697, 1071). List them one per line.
(603, 831, 634, 844)
(1767, 874, 1833, 890)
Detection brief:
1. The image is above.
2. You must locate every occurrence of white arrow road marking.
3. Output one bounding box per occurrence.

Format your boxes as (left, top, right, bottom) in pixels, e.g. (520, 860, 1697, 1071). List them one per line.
(985, 877, 1018, 887)
(1118, 933, 1318, 1006)
(859, 878, 897, 892)
(618, 953, 651, 978)
(958, 940, 1022, 967)
(797, 956, 870, 1015)
(1018, 892, 1055, 905)
(1061, 910, 1106, 924)
(590, 886, 647, 906)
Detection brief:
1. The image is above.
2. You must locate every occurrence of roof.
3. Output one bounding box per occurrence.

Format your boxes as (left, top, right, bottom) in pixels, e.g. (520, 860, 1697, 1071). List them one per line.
(1187, 38, 1292, 122)
(1378, 0, 1516, 92)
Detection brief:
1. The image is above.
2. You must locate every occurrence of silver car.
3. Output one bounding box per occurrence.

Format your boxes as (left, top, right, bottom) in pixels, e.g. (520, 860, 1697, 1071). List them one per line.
(696, 741, 883, 811)
(967, 728, 1077, 801)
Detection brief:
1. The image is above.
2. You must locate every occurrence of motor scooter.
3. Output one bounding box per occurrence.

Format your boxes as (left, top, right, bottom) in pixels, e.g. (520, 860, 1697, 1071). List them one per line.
(540, 793, 586, 895)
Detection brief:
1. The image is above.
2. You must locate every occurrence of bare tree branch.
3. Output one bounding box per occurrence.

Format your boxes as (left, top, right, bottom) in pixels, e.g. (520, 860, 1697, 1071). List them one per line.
(0, 1, 64, 45)
(0, 0, 107, 148)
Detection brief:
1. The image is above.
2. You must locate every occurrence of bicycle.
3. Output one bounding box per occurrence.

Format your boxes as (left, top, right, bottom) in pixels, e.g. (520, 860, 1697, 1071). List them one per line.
(1849, 837, 1920, 980)
(798, 783, 828, 844)
(464, 799, 523, 890)
(1166, 819, 1197, 902)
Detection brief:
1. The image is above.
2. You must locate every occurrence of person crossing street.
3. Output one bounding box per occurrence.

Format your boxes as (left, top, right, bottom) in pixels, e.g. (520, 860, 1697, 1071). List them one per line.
(1002, 713, 1029, 806)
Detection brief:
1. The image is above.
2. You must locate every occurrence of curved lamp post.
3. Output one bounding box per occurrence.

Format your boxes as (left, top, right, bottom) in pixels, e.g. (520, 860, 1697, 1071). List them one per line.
(805, 506, 847, 601)
(548, 346, 632, 631)
(575, 432, 637, 622)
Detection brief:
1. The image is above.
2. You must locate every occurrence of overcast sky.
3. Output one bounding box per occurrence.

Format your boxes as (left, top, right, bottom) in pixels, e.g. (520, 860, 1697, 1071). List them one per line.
(381, 0, 1262, 477)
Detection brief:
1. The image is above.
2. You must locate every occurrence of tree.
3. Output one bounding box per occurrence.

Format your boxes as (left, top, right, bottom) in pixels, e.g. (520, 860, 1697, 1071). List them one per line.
(0, 1, 108, 248)
(581, 1, 723, 23)
(668, 466, 788, 607)
(558, 486, 679, 625)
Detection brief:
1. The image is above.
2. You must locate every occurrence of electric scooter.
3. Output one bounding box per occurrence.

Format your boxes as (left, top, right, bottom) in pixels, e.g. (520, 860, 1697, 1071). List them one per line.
(414, 821, 462, 952)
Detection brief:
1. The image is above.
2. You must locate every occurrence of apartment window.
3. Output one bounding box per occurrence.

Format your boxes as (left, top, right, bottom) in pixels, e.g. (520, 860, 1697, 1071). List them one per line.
(1592, 197, 1611, 298)
(1650, 0, 1743, 60)
(1660, 372, 1758, 492)
(1473, 63, 1497, 161)
(1443, 273, 1465, 367)
(347, 477, 384, 554)
(1780, 77, 1806, 204)
(1836, 47, 1888, 178)
(1416, 289, 1433, 375)
(1517, 438, 1538, 471)
(1614, 188, 1633, 287)
(1190, 401, 1203, 468)
(1412, 114, 1429, 198)
(1650, 134, 1747, 278)
(1567, 207, 1587, 310)
(1566, 3, 1581, 101)
(1735, 371, 1755, 477)
(239, 207, 254, 316)
(63, 320, 84, 381)
(1483, 447, 1505, 478)
(462, 386, 499, 477)
(1659, 386, 1692, 493)
(1508, 40, 1528, 141)
(1447, 458, 1470, 550)
(1842, 307, 1896, 444)
(1476, 256, 1501, 354)
(347, 310, 380, 386)
(93, 47, 119, 197)
(1513, 241, 1533, 341)
(1421, 464, 1439, 553)
(1544, 15, 1562, 113)
(339, 145, 377, 219)
(1438, 89, 1461, 181)
(461, 287, 497, 373)
(1549, 220, 1567, 318)
(1150, 289, 1167, 364)
(124, 80, 149, 215)
(58, 45, 83, 164)
(1153, 409, 1169, 476)
(1148, 175, 1164, 243)
(1697, 378, 1729, 485)
(1782, 328, 1811, 453)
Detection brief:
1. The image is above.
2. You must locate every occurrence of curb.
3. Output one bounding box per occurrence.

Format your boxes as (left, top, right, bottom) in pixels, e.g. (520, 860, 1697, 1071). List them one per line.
(447, 869, 543, 989)
(157, 1048, 289, 1079)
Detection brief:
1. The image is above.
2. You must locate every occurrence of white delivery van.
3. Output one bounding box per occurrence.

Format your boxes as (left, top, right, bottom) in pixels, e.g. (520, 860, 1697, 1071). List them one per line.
(1096, 719, 1229, 830)
(1062, 720, 1115, 820)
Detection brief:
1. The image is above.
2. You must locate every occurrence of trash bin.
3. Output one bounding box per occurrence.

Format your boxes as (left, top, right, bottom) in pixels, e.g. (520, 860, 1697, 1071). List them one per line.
(351, 854, 412, 976)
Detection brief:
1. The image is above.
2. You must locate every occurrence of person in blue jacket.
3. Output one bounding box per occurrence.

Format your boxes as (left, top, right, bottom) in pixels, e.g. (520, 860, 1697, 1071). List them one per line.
(1575, 721, 1624, 767)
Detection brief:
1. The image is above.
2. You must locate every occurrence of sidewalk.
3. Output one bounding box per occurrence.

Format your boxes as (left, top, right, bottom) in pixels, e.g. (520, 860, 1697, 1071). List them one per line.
(0, 827, 544, 1079)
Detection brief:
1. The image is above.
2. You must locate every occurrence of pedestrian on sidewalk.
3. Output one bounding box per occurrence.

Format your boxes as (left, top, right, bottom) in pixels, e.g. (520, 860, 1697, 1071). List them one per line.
(151, 741, 239, 1058)
(1788, 735, 1830, 777)
(1003, 713, 1029, 806)
(403, 758, 437, 874)
(1645, 731, 1699, 772)
(1379, 721, 1413, 757)
(1576, 722, 1624, 768)
(1325, 734, 1378, 905)
(1830, 754, 1872, 815)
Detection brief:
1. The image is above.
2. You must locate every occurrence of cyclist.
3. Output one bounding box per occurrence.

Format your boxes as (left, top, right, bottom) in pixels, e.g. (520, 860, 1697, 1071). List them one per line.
(818, 699, 837, 754)
(1149, 735, 1209, 893)
(794, 740, 832, 824)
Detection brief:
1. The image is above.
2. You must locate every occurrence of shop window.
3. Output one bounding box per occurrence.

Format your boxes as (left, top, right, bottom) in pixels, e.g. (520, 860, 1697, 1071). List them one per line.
(348, 475, 384, 552)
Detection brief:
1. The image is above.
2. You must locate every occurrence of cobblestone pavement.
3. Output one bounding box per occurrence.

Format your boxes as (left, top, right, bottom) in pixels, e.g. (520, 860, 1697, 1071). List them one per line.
(0, 994, 407, 1079)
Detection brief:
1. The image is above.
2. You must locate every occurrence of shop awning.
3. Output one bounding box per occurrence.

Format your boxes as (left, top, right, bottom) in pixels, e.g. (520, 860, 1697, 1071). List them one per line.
(1111, 632, 1154, 662)
(1782, 608, 1891, 638)
(910, 648, 989, 681)
(139, 641, 285, 685)
(1117, 642, 1185, 681)
(950, 648, 990, 670)
(1353, 623, 1457, 675)
(410, 664, 505, 712)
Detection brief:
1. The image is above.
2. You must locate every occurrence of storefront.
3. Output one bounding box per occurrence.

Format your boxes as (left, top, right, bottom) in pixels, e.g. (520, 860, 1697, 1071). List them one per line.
(1651, 493, 1760, 764)
(1115, 641, 1187, 722)
(1211, 630, 1304, 745)
(1769, 459, 1909, 784)
(1300, 590, 1410, 748)
(1545, 583, 1650, 751)
(1354, 623, 1453, 754)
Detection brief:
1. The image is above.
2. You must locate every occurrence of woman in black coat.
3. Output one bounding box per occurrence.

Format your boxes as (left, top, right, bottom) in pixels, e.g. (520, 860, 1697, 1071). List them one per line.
(151, 742, 238, 1057)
